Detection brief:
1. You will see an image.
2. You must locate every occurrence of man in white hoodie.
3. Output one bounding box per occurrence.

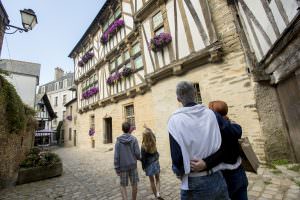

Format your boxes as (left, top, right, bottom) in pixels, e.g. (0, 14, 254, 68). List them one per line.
(167, 81, 229, 200)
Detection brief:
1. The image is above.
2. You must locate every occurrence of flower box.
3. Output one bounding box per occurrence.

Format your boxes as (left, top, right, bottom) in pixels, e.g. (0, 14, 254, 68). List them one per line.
(106, 71, 122, 86)
(101, 19, 125, 44)
(17, 162, 62, 185)
(82, 87, 99, 99)
(122, 67, 132, 77)
(78, 51, 94, 67)
(150, 33, 172, 52)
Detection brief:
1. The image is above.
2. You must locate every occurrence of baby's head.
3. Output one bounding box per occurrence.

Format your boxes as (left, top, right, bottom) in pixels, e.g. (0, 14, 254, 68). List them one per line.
(208, 100, 228, 117)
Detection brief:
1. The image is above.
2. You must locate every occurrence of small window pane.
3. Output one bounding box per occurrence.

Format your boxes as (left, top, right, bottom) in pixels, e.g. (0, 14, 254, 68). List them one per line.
(131, 43, 141, 55)
(134, 56, 143, 69)
(117, 55, 123, 66)
(193, 83, 202, 104)
(103, 22, 108, 31)
(109, 16, 114, 25)
(124, 50, 130, 61)
(115, 7, 121, 18)
(110, 60, 115, 71)
(153, 12, 163, 29)
(155, 27, 165, 36)
(125, 62, 132, 69)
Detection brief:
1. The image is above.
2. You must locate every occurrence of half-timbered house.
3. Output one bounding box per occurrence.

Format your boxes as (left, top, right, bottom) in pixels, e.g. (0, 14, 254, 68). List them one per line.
(228, 0, 300, 161)
(67, 0, 284, 161)
(35, 94, 57, 146)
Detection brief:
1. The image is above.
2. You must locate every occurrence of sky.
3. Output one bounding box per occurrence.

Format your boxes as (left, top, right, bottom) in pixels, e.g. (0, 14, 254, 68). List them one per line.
(1, 0, 105, 85)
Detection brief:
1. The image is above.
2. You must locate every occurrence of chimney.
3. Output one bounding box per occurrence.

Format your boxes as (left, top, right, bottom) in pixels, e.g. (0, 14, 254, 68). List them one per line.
(54, 67, 64, 80)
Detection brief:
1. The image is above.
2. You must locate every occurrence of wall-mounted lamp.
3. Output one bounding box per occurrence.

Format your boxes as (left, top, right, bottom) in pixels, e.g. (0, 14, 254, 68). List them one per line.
(5, 9, 38, 34)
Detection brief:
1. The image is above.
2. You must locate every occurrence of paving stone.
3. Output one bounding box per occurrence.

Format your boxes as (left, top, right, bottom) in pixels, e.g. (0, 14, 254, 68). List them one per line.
(0, 147, 300, 199)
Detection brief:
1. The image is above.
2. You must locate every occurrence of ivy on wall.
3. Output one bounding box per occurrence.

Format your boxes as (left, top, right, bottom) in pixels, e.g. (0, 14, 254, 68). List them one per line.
(0, 73, 35, 134)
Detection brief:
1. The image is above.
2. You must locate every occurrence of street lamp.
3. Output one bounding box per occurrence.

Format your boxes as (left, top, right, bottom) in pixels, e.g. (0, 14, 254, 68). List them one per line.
(5, 9, 38, 34)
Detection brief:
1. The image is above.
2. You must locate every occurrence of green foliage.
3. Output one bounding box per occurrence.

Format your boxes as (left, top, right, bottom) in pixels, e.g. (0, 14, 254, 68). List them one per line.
(271, 159, 290, 166)
(0, 69, 9, 76)
(0, 75, 35, 134)
(288, 164, 300, 172)
(20, 148, 61, 168)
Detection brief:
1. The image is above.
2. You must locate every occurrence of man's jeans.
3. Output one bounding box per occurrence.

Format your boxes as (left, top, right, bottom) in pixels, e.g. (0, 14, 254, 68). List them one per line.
(222, 165, 248, 200)
(181, 171, 230, 200)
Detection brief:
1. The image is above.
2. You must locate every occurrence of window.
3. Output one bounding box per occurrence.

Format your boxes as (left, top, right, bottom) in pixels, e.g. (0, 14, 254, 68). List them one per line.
(69, 128, 72, 141)
(63, 79, 68, 88)
(103, 7, 122, 32)
(125, 62, 132, 69)
(134, 56, 143, 70)
(124, 50, 130, 61)
(38, 121, 45, 130)
(193, 83, 202, 104)
(70, 106, 73, 116)
(115, 7, 121, 18)
(117, 54, 123, 66)
(155, 27, 165, 36)
(63, 95, 67, 104)
(110, 60, 116, 71)
(90, 115, 95, 129)
(59, 81, 63, 89)
(124, 104, 135, 126)
(153, 12, 164, 30)
(131, 43, 141, 55)
(54, 97, 58, 106)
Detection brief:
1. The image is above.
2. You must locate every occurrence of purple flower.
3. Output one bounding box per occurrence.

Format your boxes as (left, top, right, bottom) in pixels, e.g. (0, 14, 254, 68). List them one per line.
(101, 19, 125, 44)
(78, 60, 84, 67)
(82, 87, 99, 99)
(122, 67, 132, 77)
(106, 76, 114, 85)
(89, 128, 95, 137)
(150, 32, 172, 52)
(66, 115, 72, 121)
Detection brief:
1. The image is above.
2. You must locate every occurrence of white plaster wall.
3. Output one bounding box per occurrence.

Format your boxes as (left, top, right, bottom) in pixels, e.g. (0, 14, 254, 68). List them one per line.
(5, 73, 38, 108)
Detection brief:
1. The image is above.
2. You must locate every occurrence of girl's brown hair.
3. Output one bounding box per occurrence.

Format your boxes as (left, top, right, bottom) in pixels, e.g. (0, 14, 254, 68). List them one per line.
(142, 128, 157, 154)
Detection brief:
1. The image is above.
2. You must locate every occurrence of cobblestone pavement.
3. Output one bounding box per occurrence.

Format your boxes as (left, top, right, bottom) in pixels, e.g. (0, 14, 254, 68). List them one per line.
(0, 146, 299, 200)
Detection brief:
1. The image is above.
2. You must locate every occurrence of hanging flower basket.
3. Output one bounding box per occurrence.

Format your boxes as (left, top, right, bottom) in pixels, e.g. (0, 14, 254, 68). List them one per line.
(78, 51, 95, 67)
(101, 19, 125, 44)
(66, 115, 72, 121)
(106, 71, 122, 86)
(89, 128, 95, 137)
(82, 87, 99, 99)
(122, 67, 132, 77)
(150, 33, 172, 52)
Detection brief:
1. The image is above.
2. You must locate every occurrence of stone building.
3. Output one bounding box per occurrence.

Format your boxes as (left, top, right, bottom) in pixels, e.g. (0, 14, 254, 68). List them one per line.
(228, 0, 300, 161)
(0, 59, 41, 108)
(34, 94, 57, 146)
(37, 68, 74, 133)
(0, 1, 8, 56)
(63, 97, 78, 147)
(68, 0, 299, 162)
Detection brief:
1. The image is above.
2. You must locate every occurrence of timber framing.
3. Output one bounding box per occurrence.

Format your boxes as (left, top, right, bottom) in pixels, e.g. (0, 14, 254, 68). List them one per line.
(134, 0, 165, 21)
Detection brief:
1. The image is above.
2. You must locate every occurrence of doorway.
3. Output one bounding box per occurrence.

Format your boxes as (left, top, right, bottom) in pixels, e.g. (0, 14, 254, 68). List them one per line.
(104, 117, 112, 144)
(73, 130, 77, 146)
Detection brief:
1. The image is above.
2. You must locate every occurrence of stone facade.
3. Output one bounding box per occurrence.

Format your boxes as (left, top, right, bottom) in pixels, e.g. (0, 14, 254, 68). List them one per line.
(63, 98, 78, 147)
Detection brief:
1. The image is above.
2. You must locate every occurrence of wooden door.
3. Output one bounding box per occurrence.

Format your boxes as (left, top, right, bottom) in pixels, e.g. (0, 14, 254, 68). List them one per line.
(277, 74, 300, 161)
(104, 118, 112, 144)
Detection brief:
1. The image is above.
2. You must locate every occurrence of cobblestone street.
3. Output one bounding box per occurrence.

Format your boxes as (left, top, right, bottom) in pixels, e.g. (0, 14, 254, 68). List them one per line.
(0, 147, 299, 200)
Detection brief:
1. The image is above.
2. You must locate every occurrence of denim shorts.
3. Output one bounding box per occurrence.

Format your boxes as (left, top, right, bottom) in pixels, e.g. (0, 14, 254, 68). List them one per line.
(145, 160, 160, 176)
(181, 171, 230, 200)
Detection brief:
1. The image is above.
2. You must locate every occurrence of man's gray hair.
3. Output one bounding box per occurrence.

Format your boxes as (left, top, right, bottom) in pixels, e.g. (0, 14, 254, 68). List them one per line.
(176, 81, 195, 105)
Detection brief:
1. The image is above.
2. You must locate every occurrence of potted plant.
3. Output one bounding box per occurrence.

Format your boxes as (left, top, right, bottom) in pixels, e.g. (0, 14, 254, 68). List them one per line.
(17, 148, 62, 185)
(101, 19, 125, 44)
(150, 32, 172, 52)
(122, 67, 132, 78)
(89, 128, 95, 148)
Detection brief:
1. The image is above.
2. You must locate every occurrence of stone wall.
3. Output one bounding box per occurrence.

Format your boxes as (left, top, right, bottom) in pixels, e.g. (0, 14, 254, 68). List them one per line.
(0, 77, 36, 189)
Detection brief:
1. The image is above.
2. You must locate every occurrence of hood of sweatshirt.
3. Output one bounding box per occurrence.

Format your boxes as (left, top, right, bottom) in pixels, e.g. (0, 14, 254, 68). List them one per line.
(117, 133, 135, 144)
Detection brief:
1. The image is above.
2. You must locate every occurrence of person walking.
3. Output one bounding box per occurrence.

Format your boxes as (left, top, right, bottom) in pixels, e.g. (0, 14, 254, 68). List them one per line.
(167, 81, 230, 200)
(114, 122, 141, 200)
(141, 125, 162, 199)
(191, 100, 248, 200)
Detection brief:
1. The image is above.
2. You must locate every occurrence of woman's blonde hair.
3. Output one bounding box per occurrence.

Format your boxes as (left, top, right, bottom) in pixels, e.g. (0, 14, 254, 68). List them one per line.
(142, 127, 157, 154)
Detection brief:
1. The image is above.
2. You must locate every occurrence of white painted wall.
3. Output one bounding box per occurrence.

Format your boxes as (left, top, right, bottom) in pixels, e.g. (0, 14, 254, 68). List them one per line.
(5, 73, 38, 108)
(48, 89, 73, 129)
